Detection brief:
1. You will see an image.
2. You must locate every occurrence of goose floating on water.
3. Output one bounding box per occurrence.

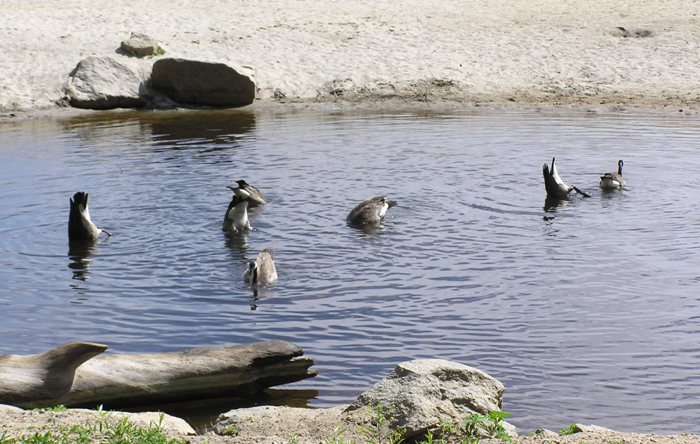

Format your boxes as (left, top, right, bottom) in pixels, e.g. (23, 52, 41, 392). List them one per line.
(347, 195, 397, 225)
(68, 191, 110, 242)
(223, 187, 252, 233)
(232, 179, 266, 207)
(600, 160, 626, 190)
(542, 157, 590, 199)
(244, 248, 278, 286)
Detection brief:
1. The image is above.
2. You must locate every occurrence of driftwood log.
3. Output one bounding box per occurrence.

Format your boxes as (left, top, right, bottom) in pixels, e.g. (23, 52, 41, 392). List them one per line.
(0, 340, 316, 409)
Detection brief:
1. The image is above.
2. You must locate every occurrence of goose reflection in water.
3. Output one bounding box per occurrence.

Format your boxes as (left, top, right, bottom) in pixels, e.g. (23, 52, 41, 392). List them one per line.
(67, 241, 97, 281)
(543, 196, 571, 213)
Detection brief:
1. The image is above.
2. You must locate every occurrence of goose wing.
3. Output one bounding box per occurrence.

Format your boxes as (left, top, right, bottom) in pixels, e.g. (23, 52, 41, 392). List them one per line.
(347, 196, 392, 224)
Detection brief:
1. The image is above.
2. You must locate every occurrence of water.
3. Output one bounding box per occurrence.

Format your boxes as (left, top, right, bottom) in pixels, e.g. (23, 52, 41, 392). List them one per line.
(1, 109, 700, 433)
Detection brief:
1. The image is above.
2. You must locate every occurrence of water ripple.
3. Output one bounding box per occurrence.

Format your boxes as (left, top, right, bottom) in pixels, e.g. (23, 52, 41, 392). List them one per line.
(1, 110, 700, 433)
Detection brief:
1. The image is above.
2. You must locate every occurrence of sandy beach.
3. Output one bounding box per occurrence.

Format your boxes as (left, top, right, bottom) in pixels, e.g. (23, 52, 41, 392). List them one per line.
(1, 0, 699, 116)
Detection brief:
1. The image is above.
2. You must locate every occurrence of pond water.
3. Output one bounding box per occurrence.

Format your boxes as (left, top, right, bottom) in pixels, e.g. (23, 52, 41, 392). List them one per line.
(1, 108, 699, 433)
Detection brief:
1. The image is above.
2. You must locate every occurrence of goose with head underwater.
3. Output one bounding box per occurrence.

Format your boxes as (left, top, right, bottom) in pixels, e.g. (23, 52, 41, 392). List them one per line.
(600, 159, 626, 190)
(346, 195, 397, 225)
(223, 187, 252, 233)
(68, 191, 111, 242)
(542, 157, 590, 199)
(244, 248, 278, 286)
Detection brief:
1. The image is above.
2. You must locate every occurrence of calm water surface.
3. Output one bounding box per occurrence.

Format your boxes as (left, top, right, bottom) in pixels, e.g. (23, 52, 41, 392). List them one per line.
(1, 109, 699, 433)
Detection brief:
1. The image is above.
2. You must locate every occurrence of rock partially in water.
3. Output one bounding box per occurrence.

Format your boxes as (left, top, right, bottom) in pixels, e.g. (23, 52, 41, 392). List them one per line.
(150, 58, 256, 107)
(345, 358, 516, 439)
(213, 359, 517, 442)
(65, 56, 148, 109)
(120, 32, 161, 57)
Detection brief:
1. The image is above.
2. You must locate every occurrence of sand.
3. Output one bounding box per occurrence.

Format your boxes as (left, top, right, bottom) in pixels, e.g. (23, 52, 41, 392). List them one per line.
(1, 407, 699, 444)
(1, 0, 699, 116)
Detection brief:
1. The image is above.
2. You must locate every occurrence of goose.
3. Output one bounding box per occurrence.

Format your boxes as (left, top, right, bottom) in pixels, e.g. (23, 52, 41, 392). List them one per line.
(244, 248, 278, 285)
(68, 192, 110, 242)
(347, 196, 397, 225)
(600, 160, 626, 190)
(223, 187, 252, 233)
(231, 179, 266, 207)
(542, 157, 590, 199)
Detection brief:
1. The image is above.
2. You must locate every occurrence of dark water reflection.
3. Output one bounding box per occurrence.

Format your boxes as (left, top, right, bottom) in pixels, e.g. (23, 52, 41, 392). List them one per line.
(1, 109, 700, 433)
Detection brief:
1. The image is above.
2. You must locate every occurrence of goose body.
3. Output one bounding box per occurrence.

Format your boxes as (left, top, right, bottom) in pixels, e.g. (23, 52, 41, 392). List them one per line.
(224, 187, 252, 233)
(542, 157, 590, 199)
(600, 160, 626, 190)
(232, 179, 266, 207)
(68, 192, 104, 242)
(347, 196, 397, 225)
(244, 248, 278, 285)
(542, 157, 574, 199)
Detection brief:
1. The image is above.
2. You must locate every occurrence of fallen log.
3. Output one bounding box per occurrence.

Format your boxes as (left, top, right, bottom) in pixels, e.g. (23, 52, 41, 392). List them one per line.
(0, 340, 316, 409)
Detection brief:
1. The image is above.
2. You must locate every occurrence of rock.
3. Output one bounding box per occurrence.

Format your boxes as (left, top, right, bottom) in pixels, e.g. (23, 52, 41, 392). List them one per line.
(214, 406, 346, 443)
(212, 359, 517, 442)
(120, 32, 161, 57)
(65, 56, 147, 109)
(111, 411, 195, 435)
(611, 26, 654, 38)
(533, 427, 560, 438)
(150, 58, 256, 107)
(273, 88, 286, 100)
(344, 359, 517, 439)
(573, 423, 618, 433)
(0, 404, 23, 413)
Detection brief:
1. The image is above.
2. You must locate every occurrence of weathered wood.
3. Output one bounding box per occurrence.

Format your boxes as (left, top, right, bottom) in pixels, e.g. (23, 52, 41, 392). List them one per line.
(0, 340, 316, 409)
(0, 342, 108, 404)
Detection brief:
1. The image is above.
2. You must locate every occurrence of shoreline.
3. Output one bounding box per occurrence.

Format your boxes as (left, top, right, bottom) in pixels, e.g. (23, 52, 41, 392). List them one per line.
(0, 405, 699, 444)
(1, 94, 697, 125)
(1, 0, 699, 120)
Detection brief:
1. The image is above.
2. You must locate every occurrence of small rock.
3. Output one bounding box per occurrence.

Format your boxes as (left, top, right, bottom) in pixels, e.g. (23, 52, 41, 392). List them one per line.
(120, 32, 161, 57)
(273, 88, 286, 99)
(532, 428, 560, 438)
(612, 26, 654, 38)
(573, 423, 618, 433)
(112, 411, 196, 435)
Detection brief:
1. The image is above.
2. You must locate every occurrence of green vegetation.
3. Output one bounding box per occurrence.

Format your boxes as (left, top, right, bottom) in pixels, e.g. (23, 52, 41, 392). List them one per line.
(153, 46, 166, 57)
(32, 405, 67, 413)
(322, 427, 356, 444)
(413, 410, 513, 444)
(222, 423, 239, 437)
(359, 403, 405, 444)
(0, 411, 185, 444)
(463, 411, 512, 443)
(559, 422, 578, 436)
(357, 404, 512, 444)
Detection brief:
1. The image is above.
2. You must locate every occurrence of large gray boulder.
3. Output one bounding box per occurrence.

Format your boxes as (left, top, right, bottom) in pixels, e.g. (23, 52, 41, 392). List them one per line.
(65, 56, 147, 109)
(344, 359, 516, 439)
(212, 359, 517, 442)
(150, 58, 256, 107)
